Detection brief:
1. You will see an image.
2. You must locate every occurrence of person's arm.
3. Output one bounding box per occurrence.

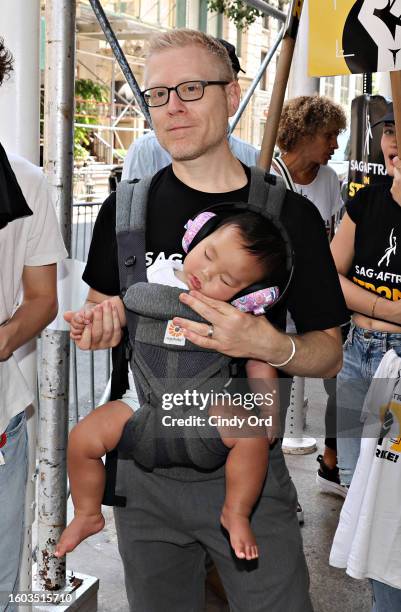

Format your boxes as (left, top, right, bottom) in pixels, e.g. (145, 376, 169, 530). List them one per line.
(174, 292, 342, 378)
(0, 264, 58, 361)
(390, 155, 401, 205)
(330, 212, 401, 324)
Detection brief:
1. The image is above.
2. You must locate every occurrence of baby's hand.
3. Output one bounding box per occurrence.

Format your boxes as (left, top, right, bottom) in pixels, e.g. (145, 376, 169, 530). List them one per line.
(64, 307, 93, 341)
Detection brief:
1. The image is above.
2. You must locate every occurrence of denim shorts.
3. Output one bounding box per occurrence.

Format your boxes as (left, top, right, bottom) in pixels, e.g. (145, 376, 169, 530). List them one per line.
(0, 411, 28, 612)
(336, 323, 401, 485)
(371, 579, 401, 612)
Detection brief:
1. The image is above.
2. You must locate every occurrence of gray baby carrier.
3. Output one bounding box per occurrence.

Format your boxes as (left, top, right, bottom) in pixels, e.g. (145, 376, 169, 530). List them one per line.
(115, 167, 289, 472)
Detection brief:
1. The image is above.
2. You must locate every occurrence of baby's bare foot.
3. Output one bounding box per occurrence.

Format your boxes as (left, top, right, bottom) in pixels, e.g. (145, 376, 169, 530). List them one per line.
(221, 507, 258, 560)
(55, 513, 105, 557)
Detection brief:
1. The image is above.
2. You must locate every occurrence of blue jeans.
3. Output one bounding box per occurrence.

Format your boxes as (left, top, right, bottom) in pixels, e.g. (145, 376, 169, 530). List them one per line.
(0, 412, 28, 612)
(371, 579, 401, 611)
(336, 323, 401, 486)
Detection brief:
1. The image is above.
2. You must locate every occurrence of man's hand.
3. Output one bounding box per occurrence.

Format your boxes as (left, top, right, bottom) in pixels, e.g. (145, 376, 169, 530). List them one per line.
(0, 325, 12, 361)
(174, 290, 342, 378)
(173, 290, 283, 360)
(65, 300, 123, 350)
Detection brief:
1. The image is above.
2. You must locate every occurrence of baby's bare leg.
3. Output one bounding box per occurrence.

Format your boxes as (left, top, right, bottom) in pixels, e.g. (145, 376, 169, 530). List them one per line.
(220, 435, 269, 561)
(55, 400, 133, 557)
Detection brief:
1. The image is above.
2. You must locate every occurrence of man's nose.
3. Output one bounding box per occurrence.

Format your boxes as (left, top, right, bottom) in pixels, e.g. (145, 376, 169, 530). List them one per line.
(332, 135, 339, 149)
(166, 89, 186, 113)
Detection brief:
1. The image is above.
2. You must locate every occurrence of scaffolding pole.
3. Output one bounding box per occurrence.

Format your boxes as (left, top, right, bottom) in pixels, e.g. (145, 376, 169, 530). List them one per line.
(37, 0, 75, 591)
(88, 0, 152, 126)
(229, 24, 285, 134)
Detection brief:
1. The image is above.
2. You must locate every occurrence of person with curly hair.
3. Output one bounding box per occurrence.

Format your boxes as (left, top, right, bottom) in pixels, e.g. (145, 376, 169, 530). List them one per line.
(0, 38, 13, 86)
(0, 37, 67, 609)
(273, 95, 348, 501)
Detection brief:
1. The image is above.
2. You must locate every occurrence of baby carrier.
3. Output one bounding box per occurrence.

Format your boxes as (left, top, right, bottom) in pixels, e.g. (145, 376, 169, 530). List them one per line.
(114, 167, 293, 475)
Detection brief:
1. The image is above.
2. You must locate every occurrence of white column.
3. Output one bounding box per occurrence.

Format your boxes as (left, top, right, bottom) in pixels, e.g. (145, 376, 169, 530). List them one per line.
(287, 0, 319, 99)
(0, 0, 40, 162)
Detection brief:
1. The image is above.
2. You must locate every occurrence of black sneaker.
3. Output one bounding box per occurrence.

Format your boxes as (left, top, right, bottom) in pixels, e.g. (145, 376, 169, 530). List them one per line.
(316, 454, 348, 499)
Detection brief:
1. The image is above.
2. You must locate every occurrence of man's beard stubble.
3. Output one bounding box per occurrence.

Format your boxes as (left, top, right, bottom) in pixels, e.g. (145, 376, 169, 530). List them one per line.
(160, 127, 227, 163)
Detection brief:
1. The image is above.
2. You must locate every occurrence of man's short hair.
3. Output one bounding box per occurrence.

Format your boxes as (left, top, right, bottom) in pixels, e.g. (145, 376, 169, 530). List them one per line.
(277, 95, 347, 153)
(0, 37, 13, 87)
(146, 29, 235, 83)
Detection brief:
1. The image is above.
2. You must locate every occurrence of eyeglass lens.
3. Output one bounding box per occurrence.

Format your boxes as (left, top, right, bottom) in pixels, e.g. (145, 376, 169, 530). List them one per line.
(144, 81, 205, 107)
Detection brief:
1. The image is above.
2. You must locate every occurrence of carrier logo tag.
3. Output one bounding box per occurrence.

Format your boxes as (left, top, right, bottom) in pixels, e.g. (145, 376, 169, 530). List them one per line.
(164, 320, 186, 346)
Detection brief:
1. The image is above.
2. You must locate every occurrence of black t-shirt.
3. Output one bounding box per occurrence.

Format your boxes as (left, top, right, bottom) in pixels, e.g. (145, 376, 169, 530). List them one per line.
(346, 182, 401, 302)
(83, 164, 347, 334)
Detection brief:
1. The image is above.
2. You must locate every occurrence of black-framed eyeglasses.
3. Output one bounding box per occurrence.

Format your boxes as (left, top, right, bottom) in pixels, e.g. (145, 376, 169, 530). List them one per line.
(141, 80, 229, 108)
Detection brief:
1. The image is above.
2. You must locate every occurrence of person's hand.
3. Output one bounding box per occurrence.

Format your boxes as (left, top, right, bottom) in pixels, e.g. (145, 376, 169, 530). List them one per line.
(173, 290, 281, 360)
(64, 307, 92, 342)
(64, 300, 123, 350)
(0, 325, 12, 361)
(359, 0, 401, 47)
(391, 155, 401, 206)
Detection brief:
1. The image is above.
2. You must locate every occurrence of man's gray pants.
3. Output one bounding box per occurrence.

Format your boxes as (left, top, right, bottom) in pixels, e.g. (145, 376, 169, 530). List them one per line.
(114, 443, 313, 612)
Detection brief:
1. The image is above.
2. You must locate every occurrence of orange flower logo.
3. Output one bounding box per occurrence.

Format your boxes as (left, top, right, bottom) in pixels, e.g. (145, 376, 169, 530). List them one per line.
(167, 322, 183, 338)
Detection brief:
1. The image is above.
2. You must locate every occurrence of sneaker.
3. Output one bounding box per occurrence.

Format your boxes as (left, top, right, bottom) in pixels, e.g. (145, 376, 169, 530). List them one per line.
(297, 501, 304, 525)
(316, 454, 348, 499)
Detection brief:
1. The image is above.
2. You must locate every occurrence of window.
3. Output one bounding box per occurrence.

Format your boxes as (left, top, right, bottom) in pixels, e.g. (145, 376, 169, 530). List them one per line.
(324, 77, 335, 99)
(340, 75, 349, 106)
(263, 14, 270, 30)
(354, 74, 364, 97)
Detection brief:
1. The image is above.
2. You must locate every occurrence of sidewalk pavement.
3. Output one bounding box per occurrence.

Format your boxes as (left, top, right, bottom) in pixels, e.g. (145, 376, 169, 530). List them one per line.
(64, 378, 372, 611)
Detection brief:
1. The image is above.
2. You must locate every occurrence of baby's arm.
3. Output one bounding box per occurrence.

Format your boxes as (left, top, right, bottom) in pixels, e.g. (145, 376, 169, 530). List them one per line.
(218, 359, 276, 560)
(246, 359, 279, 441)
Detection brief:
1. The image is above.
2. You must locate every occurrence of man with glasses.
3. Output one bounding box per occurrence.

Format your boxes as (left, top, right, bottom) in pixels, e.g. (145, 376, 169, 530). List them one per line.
(69, 29, 347, 611)
(121, 38, 259, 181)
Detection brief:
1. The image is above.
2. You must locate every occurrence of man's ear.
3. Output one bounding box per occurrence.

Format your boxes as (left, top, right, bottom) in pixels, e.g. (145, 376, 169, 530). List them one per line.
(226, 80, 241, 117)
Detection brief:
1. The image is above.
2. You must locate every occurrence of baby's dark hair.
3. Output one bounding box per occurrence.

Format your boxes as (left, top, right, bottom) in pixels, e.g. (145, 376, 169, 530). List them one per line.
(217, 212, 288, 284)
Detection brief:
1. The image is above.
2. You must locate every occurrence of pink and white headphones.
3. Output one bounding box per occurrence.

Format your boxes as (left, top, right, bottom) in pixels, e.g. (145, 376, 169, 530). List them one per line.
(182, 206, 293, 316)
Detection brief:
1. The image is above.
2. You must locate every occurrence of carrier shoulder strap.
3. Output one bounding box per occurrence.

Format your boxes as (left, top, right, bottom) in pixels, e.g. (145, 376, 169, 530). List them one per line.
(104, 176, 154, 508)
(116, 176, 153, 234)
(248, 166, 287, 217)
(116, 175, 154, 309)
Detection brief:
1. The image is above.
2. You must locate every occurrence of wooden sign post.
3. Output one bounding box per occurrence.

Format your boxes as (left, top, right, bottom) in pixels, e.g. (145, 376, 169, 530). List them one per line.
(390, 70, 401, 147)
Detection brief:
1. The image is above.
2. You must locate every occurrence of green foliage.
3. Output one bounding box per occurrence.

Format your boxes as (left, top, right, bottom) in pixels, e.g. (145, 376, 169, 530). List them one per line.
(207, 0, 262, 30)
(74, 78, 109, 160)
(207, 0, 290, 31)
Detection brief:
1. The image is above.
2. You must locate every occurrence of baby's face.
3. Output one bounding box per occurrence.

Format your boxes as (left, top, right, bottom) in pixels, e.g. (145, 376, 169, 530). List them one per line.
(182, 225, 266, 301)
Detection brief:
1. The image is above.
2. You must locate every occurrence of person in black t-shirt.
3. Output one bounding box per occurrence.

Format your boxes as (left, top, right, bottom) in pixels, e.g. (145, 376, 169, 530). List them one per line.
(65, 30, 347, 612)
(331, 105, 401, 612)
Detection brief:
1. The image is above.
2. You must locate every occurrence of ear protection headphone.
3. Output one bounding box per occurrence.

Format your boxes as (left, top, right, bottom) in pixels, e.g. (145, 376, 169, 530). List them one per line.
(182, 203, 294, 316)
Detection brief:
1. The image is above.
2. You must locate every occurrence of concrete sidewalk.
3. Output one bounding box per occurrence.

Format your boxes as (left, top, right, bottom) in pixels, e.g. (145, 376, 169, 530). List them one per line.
(64, 378, 372, 611)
